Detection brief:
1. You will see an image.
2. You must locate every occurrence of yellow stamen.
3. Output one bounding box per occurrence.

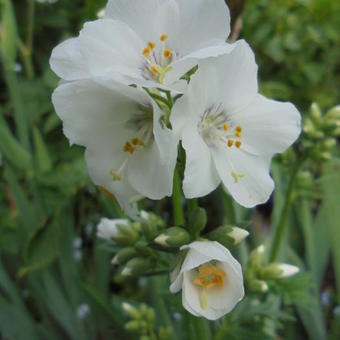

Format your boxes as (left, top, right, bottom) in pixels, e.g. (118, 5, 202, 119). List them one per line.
(151, 65, 159, 74)
(160, 33, 168, 42)
(123, 142, 135, 155)
(193, 264, 226, 290)
(223, 123, 229, 131)
(235, 125, 242, 133)
(227, 139, 234, 147)
(163, 49, 172, 58)
(142, 47, 151, 57)
(235, 141, 242, 148)
(148, 41, 156, 49)
(235, 131, 242, 138)
(231, 171, 245, 183)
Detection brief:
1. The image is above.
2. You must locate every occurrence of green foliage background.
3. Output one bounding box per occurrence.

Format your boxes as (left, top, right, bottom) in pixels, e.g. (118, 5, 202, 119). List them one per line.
(0, 0, 339, 339)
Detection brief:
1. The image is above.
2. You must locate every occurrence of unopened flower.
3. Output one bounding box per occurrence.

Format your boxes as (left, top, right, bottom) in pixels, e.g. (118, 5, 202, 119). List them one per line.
(171, 40, 301, 207)
(97, 218, 129, 241)
(170, 241, 244, 320)
(50, 0, 233, 90)
(52, 80, 178, 216)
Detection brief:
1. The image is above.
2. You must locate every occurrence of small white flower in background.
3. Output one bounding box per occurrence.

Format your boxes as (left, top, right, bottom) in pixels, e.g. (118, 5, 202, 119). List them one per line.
(52, 80, 178, 216)
(50, 0, 233, 90)
(97, 8, 106, 18)
(97, 218, 129, 241)
(171, 40, 301, 208)
(76, 304, 91, 320)
(170, 241, 244, 320)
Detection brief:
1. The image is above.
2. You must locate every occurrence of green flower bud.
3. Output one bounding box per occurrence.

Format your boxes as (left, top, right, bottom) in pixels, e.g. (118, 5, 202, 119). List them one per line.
(112, 247, 137, 265)
(122, 302, 140, 319)
(260, 263, 299, 280)
(140, 210, 165, 241)
(188, 207, 207, 234)
(248, 279, 269, 293)
(122, 257, 155, 277)
(115, 223, 139, 245)
(154, 227, 190, 248)
(325, 105, 340, 121)
(125, 320, 140, 331)
(206, 225, 249, 248)
(310, 103, 322, 124)
(249, 245, 265, 268)
(322, 138, 336, 150)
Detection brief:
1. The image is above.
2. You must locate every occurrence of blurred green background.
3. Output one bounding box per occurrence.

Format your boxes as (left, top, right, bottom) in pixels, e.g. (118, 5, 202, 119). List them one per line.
(0, 0, 339, 339)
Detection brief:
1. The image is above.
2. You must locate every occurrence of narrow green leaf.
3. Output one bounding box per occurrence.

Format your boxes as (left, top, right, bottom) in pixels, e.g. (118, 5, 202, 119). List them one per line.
(33, 126, 52, 173)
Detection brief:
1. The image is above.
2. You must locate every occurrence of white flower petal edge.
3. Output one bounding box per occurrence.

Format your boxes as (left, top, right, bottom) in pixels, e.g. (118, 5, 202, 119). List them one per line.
(170, 241, 244, 320)
(50, 0, 233, 90)
(171, 40, 301, 207)
(97, 218, 129, 241)
(51, 78, 178, 216)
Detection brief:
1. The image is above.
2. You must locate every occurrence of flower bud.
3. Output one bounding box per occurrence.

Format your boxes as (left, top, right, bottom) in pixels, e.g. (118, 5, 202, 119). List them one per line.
(322, 138, 336, 150)
(310, 103, 322, 124)
(207, 226, 249, 248)
(154, 227, 190, 248)
(188, 207, 207, 235)
(97, 218, 139, 245)
(121, 257, 155, 277)
(112, 247, 137, 265)
(249, 245, 265, 268)
(122, 303, 140, 319)
(248, 279, 269, 293)
(260, 263, 299, 280)
(125, 320, 141, 331)
(325, 105, 340, 121)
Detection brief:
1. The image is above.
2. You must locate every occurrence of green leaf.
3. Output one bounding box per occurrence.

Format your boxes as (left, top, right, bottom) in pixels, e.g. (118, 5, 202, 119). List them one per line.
(19, 215, 60, 276)
(323, 159, 340, 303)
(33, 126, 52, 174)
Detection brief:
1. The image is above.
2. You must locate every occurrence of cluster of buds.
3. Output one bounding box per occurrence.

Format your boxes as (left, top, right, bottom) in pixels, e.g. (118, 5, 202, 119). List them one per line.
(302, 103, 340, 161)
(246, 245, 300, 293)
(122, 302, 171, 340)
(97, 207, 250, 279)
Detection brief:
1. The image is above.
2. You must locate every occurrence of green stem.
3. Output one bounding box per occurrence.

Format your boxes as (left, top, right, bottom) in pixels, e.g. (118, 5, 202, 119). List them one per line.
(24, 0, 35, 78)
(172, 166, 185, 226)
(269, 159, 304, 261)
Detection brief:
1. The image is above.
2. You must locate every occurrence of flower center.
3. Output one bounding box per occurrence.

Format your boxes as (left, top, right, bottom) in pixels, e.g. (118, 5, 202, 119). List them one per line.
(140, 33, 178, 84)
(110, 105, 154, 182)
(199, 104, 245, 183)
(193, 263, 226, 310)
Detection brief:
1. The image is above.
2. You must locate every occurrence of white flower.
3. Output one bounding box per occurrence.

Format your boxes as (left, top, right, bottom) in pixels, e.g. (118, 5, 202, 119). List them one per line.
(171, 40, 301, 207)
(50, 0, 233, 90)
(170, 241, 244, 320)
(52, 79, 178, 216)
(97, 218, 129, 240)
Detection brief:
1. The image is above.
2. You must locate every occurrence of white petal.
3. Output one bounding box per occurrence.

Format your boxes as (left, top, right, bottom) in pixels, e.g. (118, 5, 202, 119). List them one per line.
(51, 79, 142, 147)
(127, 140, 175, 200)
(212, 147, 274, 208)
(277, 264, 300, 278)
(182, 125, 220, 198)
(236, 95, 301, 156)
(50, 38, 89, 80)
(79, 19, 144, 80)
(105, 0, 160, 42)
(174, 0, 230, 55)
(198, 40, 258, 113)
(97, 218, 129, 240)
(85, 148, 140, 218)
(205, 261, 244, 311)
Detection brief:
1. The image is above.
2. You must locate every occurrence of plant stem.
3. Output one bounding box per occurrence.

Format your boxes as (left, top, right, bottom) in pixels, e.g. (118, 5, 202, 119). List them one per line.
(172, 166, 185, 226)
(24, 0, 35, 78)
(269, 159, 304, 261)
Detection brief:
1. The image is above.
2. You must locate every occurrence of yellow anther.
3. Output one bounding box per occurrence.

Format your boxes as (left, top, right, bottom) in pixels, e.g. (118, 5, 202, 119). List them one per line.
(227, 139, 234, 147)
(231, 171, 245, 183)
(235, 141, 242, 148)
(151, 65, 159, 74)
(148, 41, 156, 49)
(163, 48, 172, 58)
(142, 47, 151, 57)
(235, 125, 242, 133)
(123, 142, 135, 154)
(110, 170, 122, 182)
(194, 264, 226, 290)
(223, 123, 229, 131)
(160, 33, 168, 42)
(235, 131, 242, 138)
